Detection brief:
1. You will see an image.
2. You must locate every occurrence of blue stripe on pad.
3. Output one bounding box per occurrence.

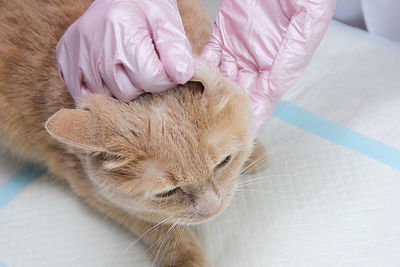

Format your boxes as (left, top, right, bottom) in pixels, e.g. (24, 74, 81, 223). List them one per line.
(0, 163, 45, 208)
(273, 101, 400, 170)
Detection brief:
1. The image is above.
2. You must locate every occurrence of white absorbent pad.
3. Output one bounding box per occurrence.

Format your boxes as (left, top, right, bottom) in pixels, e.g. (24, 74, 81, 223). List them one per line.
(1, 21, 399, 267)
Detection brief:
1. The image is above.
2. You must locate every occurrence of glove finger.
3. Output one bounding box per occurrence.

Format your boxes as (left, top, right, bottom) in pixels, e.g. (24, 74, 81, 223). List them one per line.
(60, 64, 91, 101)
(146, 0, 194, 84)
(99, 61, 144, 102)
(200, 24, 223, 68)
(56, 39, 87, 100)
(94, 7, 175, 95)
(56, 22, 107, 101)
(121, 30, 178, 93)
(236, 70, 268, 137)
(201, 41, 222, 68)
(220, 53, 239, 83)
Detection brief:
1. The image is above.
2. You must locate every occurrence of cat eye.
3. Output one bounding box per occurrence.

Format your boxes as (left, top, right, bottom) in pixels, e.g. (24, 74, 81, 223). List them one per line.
(215, 155, 232, 170)
(155, 187, 180, 198)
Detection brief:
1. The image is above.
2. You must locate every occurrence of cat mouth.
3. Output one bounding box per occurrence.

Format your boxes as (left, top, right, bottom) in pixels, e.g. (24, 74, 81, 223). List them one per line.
(176, 207, 225, 225)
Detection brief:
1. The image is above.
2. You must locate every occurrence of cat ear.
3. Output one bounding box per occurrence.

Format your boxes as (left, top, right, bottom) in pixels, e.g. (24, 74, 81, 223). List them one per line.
(191, 57, 218, 91)
(191, 57, 232, 113)
(45, 109, 105, 151)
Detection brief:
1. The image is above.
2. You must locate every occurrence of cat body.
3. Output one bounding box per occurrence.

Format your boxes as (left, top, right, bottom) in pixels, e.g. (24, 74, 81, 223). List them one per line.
(0, 0, 266, 265)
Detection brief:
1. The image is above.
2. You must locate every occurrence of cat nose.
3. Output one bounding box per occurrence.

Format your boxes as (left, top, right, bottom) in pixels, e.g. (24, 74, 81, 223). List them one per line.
(196, 189, 222, 218)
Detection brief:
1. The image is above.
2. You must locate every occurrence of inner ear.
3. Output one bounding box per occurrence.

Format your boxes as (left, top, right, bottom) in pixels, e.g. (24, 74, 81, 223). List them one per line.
(45, 109, 105, 151)
(185, 81, 205, 94)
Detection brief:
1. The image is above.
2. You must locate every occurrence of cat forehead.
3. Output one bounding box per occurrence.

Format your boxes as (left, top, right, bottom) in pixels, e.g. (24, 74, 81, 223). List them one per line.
(204, 128, 240, 154)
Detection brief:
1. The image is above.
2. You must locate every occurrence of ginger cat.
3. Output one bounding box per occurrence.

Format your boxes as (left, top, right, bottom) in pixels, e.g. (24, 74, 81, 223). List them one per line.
(0, 0, 267, 265)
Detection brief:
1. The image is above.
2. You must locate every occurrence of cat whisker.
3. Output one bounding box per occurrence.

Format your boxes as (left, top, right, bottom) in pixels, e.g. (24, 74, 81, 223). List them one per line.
(236, 173, 296, 184)
(267, 135, 308, 155)
(267, 152, 309, 162)
(121, 214, 176, 255)
(239, 153, 269, 174)
(235, 189, 273, 194)
(239, 173, 297, 180)
(158, 218, 182, 267)
(171, 221, 185, 265)
(237, 170, 390, 192)
(237, 182, 268, 189)
(152, 219, 181, 267)
(237, 175, 293, 186)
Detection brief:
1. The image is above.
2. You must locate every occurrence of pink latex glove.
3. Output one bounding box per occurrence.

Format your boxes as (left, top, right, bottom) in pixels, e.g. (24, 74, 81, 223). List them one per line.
(56, 0, 193, 101)
(202, 0, 336, 134)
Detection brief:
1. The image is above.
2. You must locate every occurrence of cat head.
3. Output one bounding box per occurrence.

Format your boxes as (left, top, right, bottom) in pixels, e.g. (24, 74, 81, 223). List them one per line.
(46, 59, 253, 224)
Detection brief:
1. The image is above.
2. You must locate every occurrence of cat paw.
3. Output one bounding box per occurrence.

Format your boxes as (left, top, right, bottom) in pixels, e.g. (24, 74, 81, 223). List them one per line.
(153, 228, 210, 267)
(242, 139, 268, 174)
(161, 253, 210, 267)
(161, 245, 210, 267)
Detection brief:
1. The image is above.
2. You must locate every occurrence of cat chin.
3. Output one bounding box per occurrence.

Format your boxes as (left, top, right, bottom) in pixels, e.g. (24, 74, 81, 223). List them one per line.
(119, 205, 225, 226)
(179, 212, 223, 225)
(176, 206, 228, 225)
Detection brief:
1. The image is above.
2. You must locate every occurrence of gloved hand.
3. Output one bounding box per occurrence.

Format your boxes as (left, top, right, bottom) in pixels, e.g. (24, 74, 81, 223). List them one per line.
(202, 0, 336, 134)
(57, 0, 194, 101)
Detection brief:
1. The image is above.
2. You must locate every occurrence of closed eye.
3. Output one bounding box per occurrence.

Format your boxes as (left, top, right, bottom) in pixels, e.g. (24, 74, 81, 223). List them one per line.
(215, 155, 232, 170)
(155, 187, 180, 198)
